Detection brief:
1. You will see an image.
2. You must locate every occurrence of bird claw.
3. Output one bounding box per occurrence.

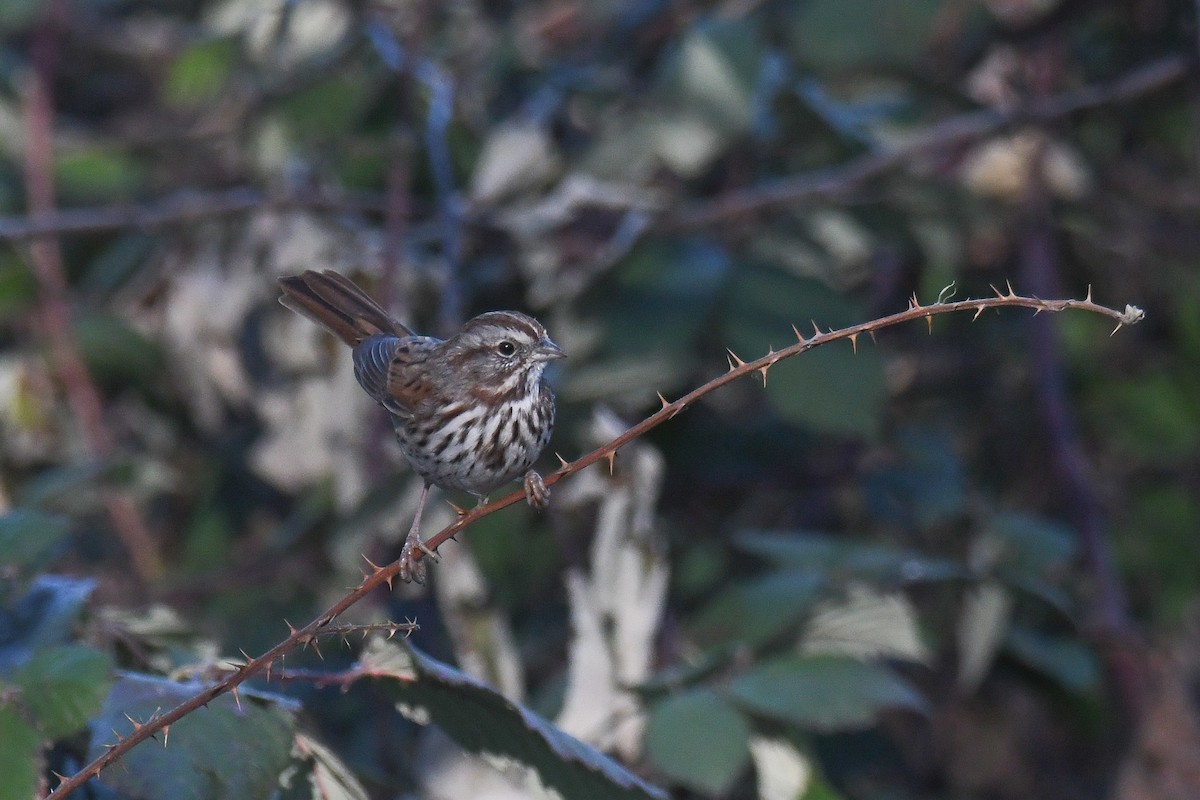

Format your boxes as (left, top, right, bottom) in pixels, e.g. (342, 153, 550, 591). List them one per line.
(398, 534, 437, 585)
(523, 470, 550, 511)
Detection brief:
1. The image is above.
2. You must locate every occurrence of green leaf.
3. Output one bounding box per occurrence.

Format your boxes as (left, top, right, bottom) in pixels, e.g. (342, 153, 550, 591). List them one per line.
(1005, 626, 1099, 693)
(735, 531, 960, 585)
(731, 655, 928, 731)
(55, 147, 143, 201)
(788, 0, 944, 71)
(165, 38, 238, 107)
(690, 569, 823, 647)
(0, 703, 42, 800)
(644, 689, 749, 795)
(280, 73, 372, 141)
(987, 512, 1077, 575)
(596, 239, 729, 357)
(278, 734, 369, 800)
(0, 509, 69, 572)
(12, 645, 113, 739)
(863, 427, 966, 526)
(0, 577, 96, 673)
(88, 674, 297, 800)
(1094, 372, 1200, 459)
(361, 639, 666, 800)
(660, 18, 761, 134)
(723, 265, 884, 437)
(74, 313, 166, 385)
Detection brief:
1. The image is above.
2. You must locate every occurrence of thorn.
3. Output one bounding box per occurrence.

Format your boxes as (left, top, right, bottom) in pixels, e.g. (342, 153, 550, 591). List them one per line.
(363, 554, 386, 574)
(926, 314, 933, 334)
(285, 619, 298, 636)
(123, 714, 142, 732)
(868, 330, 877, 344)
(1110, 322, 1123, 336)
(265, 659, 273, 682)
(556, 452, 570, 469)
(972, 306, 985, 321)
(1085, 284, 1093, 303)
(162, 725, 170, 748)
(792, 323, 805, 343)
(656, 391, 671, 410)
(849, 333, 859, 353)
(605, 449, 617, 475)
(238, 648, 252, 664)
(232, 685, 242, 712)
(989, 283, 1003, 299)
(1032, 306, 1043, 316)
(1006, 279, 1016, 297)
(112, 728, 124, 743)
(446, 500, 469, 517)
(51, 771, 67, 784)
(811, 321, 822, 337)
(757, 364, 769, 387)
(312, 639, 324, 660)
(909, 293, 920, 310)
(726, 348, 745, 371)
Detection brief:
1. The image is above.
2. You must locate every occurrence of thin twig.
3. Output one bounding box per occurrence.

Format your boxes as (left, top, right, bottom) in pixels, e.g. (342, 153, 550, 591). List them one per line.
(2, 56, 1187, 246)
(668, 54, 1191, 229)
(0, 187, 394, 241)
(21, 0, 164, 582)
(45, 288, 1142, 799)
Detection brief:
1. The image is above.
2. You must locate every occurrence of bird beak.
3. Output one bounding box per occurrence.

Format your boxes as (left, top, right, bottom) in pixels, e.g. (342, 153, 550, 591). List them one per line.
(534, 338, 566, 361)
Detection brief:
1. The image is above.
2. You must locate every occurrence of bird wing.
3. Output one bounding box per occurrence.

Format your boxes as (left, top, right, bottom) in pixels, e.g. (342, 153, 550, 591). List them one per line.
(353, 334, 441, 419)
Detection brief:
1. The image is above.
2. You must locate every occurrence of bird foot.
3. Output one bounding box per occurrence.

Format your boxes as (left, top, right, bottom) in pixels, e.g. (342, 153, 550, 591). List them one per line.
(398, 532, 438, 585)
(523, 470, 550, 511)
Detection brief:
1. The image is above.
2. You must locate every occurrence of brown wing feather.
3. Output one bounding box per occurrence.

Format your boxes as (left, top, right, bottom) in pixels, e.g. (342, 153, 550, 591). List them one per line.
(384, 337, 441, 417)
(278, 270, 412, 346)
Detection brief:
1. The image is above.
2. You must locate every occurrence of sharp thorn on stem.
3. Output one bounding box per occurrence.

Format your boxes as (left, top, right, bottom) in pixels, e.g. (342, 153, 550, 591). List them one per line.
(972, 306, 986, 321)
(792, 323, 805, 342)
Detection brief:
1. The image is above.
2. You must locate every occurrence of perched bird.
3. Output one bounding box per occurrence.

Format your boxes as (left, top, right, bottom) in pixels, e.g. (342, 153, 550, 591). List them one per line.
(278, 270, 565, 582)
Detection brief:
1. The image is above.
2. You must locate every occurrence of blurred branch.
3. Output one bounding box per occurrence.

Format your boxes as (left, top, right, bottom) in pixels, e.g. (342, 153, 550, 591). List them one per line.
(0, 187, 394, 241)
(20, 0, 164, 582)
(669, 54, 1192, 229)
(365, 19, 463, 332)
(46, 287, 1143, 799)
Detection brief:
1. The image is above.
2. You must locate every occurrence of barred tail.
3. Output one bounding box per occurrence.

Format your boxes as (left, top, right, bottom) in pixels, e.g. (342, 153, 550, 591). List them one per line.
(278, 270, 411, 346)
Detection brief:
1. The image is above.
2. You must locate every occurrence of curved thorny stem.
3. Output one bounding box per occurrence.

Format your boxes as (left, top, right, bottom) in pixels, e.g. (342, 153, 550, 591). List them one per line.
(47, 287, 1142, 798)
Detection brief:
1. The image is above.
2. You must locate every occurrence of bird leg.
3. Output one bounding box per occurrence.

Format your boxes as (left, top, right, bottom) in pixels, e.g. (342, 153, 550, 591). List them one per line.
(523, 470, 550, 511)
(399, 482, 439, 584)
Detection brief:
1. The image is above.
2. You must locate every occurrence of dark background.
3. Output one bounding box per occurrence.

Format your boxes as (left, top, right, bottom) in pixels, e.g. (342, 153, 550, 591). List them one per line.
(2, 1, 1199, 798)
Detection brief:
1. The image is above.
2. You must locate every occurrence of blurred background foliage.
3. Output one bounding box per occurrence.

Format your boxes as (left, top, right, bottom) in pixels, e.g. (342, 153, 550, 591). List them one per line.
(1, 0, 1199, 798)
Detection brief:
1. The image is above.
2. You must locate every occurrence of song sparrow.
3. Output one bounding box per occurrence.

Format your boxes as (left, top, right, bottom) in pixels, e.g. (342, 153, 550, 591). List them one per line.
(278, 270, 565, 583)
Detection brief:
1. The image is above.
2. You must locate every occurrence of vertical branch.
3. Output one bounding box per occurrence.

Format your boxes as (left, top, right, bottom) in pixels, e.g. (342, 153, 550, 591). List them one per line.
(21, 0, 164, 582)
(417, 60, 463, 333)
(1018, 180, 1146, 718)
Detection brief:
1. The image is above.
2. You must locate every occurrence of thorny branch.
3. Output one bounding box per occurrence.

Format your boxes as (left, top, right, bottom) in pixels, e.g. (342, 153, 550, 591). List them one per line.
(46, 287, 1143, 799)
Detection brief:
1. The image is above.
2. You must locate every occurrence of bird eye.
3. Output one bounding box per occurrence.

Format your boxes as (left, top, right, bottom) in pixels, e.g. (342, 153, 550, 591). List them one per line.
(497, 340, 517, 357)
